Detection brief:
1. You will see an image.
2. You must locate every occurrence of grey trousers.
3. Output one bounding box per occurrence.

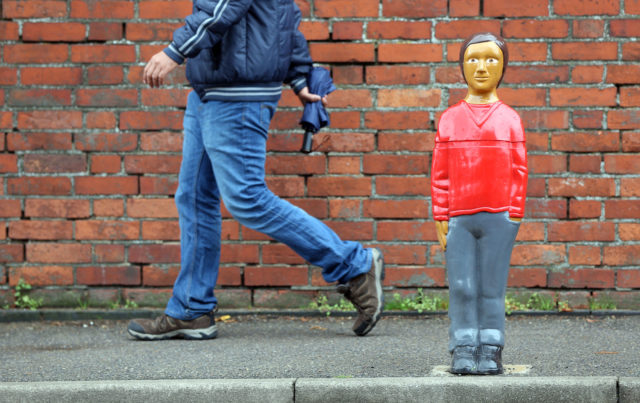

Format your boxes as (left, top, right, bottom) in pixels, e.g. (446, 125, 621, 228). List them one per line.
(445, 211, 520, 352)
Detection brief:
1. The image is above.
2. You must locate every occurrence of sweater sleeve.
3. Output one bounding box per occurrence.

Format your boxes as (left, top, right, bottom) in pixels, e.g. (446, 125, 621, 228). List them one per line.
(509, 121, 528, 218)
(431, 131, 450, 221)
(284, 3, 312, 93)
(164, 0, 254, 64)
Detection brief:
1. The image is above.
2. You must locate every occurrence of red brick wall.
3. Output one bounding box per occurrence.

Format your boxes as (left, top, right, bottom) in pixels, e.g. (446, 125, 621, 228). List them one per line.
(1, 0, 640, 310)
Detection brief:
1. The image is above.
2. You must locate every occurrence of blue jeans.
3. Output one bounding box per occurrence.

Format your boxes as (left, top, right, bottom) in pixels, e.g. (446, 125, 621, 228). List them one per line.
(166, 91, 371, 320)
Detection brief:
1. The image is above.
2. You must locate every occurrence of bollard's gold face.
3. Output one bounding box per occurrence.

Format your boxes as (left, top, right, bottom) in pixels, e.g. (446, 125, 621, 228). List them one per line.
(463, 41, 504, 96)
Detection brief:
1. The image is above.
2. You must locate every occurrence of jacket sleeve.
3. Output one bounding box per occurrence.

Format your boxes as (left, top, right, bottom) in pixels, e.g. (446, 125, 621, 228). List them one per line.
(284, 3, 312, 94)
(509, 121, 528, 218)
(163, 0, 254, 64)
(431, 132, 450, 221)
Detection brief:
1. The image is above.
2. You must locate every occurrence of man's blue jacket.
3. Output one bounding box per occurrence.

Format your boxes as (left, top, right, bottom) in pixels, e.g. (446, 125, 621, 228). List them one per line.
(163, 0, 312, 102)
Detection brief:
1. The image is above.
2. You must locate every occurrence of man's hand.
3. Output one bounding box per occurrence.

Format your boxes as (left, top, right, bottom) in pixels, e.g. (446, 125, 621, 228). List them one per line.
(297, 86, 328, 106)
(143, 51, 179, 88)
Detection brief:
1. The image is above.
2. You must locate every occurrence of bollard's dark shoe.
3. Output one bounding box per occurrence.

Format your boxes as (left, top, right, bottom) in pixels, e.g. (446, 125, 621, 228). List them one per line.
(476, 344, 503, 375)
(450, 346, 477, 375)
(127, 311, 217, 341)
(336, 248, 385, 336)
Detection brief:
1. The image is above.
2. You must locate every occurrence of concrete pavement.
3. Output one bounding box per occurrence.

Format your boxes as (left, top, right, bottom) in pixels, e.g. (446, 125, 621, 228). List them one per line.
(0, 311, 639, 402)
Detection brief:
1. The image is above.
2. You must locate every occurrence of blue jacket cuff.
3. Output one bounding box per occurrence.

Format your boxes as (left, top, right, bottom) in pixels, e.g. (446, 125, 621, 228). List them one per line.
(164, 43, 185, 65)
(290, 76, 307, 94)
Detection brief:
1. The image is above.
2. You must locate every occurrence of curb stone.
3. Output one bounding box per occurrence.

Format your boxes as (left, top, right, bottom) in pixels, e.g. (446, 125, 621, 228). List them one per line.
(620, 377, 640, 403)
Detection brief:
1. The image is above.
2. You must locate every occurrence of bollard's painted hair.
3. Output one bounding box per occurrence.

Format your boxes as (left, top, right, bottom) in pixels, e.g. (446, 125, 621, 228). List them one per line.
(459, 32, 509, 87)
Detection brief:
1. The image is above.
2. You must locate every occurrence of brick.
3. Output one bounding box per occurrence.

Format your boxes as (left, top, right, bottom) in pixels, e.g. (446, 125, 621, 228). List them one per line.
(377, 89, 440, 108)
(572, 110, 604, 129)
(552, 42, 617, 61)
(9, 266, 73, 286)
(88, 22, 123, 41)
(70, 0, 134, 18)
(571, 65, 604, 83)
(94, 244, 125, 263)
(528, 155, 566, 174)
(2, 1, 67, 18)
(549, 178, 615, 197)
(520, 110, 569, 129)
(502, 19, 568, 38)
(517, 222, 547, 242)
(21, 67, 82, 86)
(604, 154, 640, 174)
(309, 43, 374, 63)
(253, 289, 315, 308)
(126, 22, 183, 41)
(0, 67, 17, 85)
(307, 177, 371, 196)
(138, 0, 192, 19)
(385, 267, 446, 287)
(127, 198, 177, 218)
(120, 111, 184, 130)
(605, 200, 640, 219)
(617, 270, 640, 288)
(91, 155, 121, 174)
(329, 199, 360, 218)
(527, 179, 547, 198)
(261, 244, 305, 265)
(0, 245, 24, 262)
(8, 177, 71, 195)
(569, 200, 601, 219)
(328, 21, 361, 39)
(9, 89, 71, 107)
(365, 111, 431, 130)
(0, 200, 21, 218)
(75, 177, 138, 195)
(142, 221, 180, 240)
(0, 155, 17, 173)
(25, 199, 89, 218)
(8, 133, 77, 152)
(551, 131, 619, 152)
(507, 268, 547, 287)
(622, 131, 640, 151)
(140, 177, 179, 195)
(315, 0, 378, 17)
(140, 132, 183, 152)
(328, 156, 359, 174)
(313, 132, 375, 153)
(435, 66, 465, 84)
(620, 87, 640, 107)
(77, 266, 140, 285)
(86, 112, 117, 129)
(377, 176, 430, 196)
(525, 199, 567, 219)
(325, 221, 373, 241)
(377, 245, 427, 265)
(611, 19, 640, 37)
(94, 199, 124, 217)
(367, 21, 430, 40)
(142, 89, 189, 107)
(5, 44, 68, 64)
(511, 245, 565, 265)
(9, 220, 73, 240)
(266, 155, 325, 175)
(22, 22, 85, 42)
(76, 89, 138, 107)
(449, 0, 480, 16)
(550, 87, 616, 106)
(604, 245, 640, 265)
(627, 0, 640, 14)
(323, 89, 372, 108)
(435, 20, 501, 39)
(124, 155, 181, 174)
(219, 244, 259, 264)
(378, 44, 442, 63)
(572, 19, 605, 38)
(262, 176, 302, 198)
(0, 112, 10, 131)
(87, 66, 124, 85)
(548, 269, 614, 289)
(608, 110, 640, 129)
(363, 155, 428, 174)
(379, 132, 434, 152)
(299, 21, 329, 40)
(366, 65, 430, 85)
(76, 220, 139, 240)
(23, 154, 86, 173)
(622, 178, 640, 197)
(569, 154, 601, 173)
(332, 66, 363, 85)
(606, 65, 640, 84)
(71, 45, 135, 63)
(622, 43, 640, 61)
(129, 244, 180, 264)
(382, 0, 447, 17)
(548, 222, 614, 242)
(0, 21, 19, 40)
(18, 111, 82, 130)
(363, 200, 429, 218)
(569, 245, 602, 265)
(498, 88, 546, 107)
(554, 0, 619, 15)
(484, 0, 548, 16)
(27, 243, 91, 263)
(75, 133, 137, 152)
(377, 221, 436, 241)
(142, 265, 179, 286)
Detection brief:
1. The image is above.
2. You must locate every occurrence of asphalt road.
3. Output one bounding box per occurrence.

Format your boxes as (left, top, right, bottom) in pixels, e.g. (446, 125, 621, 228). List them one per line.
(1, 314, 638, 382)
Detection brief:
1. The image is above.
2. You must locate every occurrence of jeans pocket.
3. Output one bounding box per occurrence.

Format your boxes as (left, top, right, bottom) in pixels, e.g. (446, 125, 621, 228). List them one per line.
(260, 103, 276, 127)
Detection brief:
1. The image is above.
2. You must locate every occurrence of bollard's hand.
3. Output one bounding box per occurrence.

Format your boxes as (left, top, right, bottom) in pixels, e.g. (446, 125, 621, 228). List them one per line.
(435, 220, 449, 252)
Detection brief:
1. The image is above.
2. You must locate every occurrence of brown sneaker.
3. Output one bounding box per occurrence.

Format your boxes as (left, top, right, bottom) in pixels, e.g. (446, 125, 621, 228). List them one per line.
(337, 248, 385, 336)
(127, 311, 217, 340)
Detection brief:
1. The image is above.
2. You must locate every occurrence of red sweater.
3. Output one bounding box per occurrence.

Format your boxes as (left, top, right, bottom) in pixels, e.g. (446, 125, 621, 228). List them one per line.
(431, 101, 528, 221)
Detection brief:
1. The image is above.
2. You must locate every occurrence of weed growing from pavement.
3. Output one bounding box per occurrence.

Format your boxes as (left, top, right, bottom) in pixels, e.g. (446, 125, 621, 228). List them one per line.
(385, 289, 448, 313)
(505, 292, 573, 315)
(108, 298, 139, 310)
(588, 295, 617, 310)
(11, 279, 43, 311)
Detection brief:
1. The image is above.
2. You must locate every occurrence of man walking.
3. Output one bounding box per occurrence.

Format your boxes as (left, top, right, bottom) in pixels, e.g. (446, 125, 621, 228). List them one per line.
(127, 0, 384, 340)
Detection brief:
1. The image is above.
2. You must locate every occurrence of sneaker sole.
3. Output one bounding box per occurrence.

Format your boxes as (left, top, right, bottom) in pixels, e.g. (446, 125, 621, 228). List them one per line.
(354, 248, 385, 337)
(127, 324, 218, 341)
